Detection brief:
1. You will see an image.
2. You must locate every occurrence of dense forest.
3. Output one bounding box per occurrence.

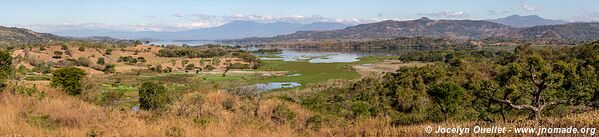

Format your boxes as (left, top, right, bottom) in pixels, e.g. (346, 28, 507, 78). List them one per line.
(293, 41, 599, 124)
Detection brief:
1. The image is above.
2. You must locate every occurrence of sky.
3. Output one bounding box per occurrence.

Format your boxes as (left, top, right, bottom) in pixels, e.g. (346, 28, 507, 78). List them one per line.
(1, 0, 598, 32)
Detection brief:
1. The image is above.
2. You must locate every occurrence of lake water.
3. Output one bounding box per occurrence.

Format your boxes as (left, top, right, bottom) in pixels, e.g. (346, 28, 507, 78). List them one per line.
(255, 82, 302, 91)
(258, 48, 401, 63)
(149, 40, 219, 46)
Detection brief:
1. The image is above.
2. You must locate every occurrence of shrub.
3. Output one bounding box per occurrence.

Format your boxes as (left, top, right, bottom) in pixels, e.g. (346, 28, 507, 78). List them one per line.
(64, 49, 72, 56)
(51, 67, 86, 95)
(105, 49, 112, 55)
(0, 50, 13, 88)
(181, 60, 189, 67)
(205, 65, 215, 71)
(271, 104, 296, 124)
(97, 89, 125, 106)
(76, 57, 91, 67)
(61, 45, 69, 50)
(103, 64, 116, 73)
(227, 63, 250, 69)
(52, 51, 63, 59)
(139, 81, 169, 110)
(96, 57, 105, 65)
(185, 64, 195, 70)
(78, 47, 85, 51)
(137, 57, 146, 62)
(305, 115, 323, 130)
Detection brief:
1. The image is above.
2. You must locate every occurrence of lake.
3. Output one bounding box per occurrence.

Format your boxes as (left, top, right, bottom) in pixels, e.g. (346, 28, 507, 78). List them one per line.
(149, 40, 219, 46)
(257, 48, 402, 63)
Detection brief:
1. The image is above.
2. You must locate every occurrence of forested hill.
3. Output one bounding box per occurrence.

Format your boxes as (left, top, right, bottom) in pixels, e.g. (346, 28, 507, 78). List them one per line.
(0, 26, 69, 46)
(228, 18, 599, 44)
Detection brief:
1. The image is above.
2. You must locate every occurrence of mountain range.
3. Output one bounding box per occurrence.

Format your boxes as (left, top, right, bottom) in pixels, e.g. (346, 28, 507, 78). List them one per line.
(487, 15, 569, 28)
(53, 21, 350, 41)
(229, 17, 599, 44)
(4, 15, 598, 46)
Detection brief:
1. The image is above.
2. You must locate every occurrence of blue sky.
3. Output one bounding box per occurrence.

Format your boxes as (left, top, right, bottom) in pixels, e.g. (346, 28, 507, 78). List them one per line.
(1, 0, 598, 32)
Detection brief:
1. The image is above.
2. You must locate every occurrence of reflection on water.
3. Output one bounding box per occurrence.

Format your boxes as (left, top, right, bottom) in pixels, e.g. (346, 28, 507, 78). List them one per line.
(131, 105, 140, 112)
(255, 82, 302, 91)
(149, 40, 219, 46)
(287, 73, 302, 77)
(258, 48, 402, 63)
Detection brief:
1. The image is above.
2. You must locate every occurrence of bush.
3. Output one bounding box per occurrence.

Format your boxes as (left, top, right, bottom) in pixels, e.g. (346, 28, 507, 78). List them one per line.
(78, 47, 85, 51)
(52, 51, 63, 59)
(61, 45, 69, 50)
(105, 49, 112, 55)
(51, 67, 86, 95)
(137, 57, 146, 62)
(139, 81, 169, 110)
(96, 57, 105, 65)
(97, 89, 125, 106)
(227, 63, 250, 69)
(0, 50, 13, 88)
(76, 57, 91, 67)
(185, 64, 195, 70)
(103, 64, 116, 73)
(271, 104, 296, 124)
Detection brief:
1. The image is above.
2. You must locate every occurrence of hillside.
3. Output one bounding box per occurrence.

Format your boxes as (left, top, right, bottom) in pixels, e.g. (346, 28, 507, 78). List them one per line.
(0, 26, 69, 46)
(11, 45, 259, 76)
(487, 15, 569, 28)
(228, 18, 599, 44)
(228, 18, 517, 43)
(520, 22, 599, 41)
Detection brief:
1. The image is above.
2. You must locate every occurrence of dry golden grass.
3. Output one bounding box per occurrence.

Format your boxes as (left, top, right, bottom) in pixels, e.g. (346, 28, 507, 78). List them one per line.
(1, 83, 597, 137)
(0, 84, 316, 136)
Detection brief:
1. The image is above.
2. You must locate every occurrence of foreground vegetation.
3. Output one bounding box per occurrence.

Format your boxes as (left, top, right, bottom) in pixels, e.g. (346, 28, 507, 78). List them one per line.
(0, 41, 598, 136)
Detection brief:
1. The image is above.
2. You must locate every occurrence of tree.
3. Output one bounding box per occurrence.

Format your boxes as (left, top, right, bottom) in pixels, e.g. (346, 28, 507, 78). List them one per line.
(427, 81, 465, 123)
(97, 57, 105, 65)
(51, 67, 86, 95)
(0, 50, 13, 88)
(494, 54, 565, 121)
(139, 81, 169, 110)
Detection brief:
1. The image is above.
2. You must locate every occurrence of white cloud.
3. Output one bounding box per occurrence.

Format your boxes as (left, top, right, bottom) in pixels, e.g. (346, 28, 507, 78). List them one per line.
(418, 11, 469, 19)
(21, 14, 388, 32)
(569, 11, 599, 22)
(521, 4, 539, 12)
(520, 0, 539, 12)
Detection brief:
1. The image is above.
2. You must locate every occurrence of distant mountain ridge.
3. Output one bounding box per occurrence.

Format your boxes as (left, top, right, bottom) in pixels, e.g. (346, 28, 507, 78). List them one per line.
(229, 17, 599, 44)
(0, 26, 69, 45)
(487, 15, 569, 28)
(0, 26, 134, 46)
(53, 21, 350, 40)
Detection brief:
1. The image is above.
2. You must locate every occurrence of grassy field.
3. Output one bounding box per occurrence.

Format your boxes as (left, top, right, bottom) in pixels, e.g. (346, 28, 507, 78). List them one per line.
(254, 56, 398, 88)
(92, 55, 398, 96)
